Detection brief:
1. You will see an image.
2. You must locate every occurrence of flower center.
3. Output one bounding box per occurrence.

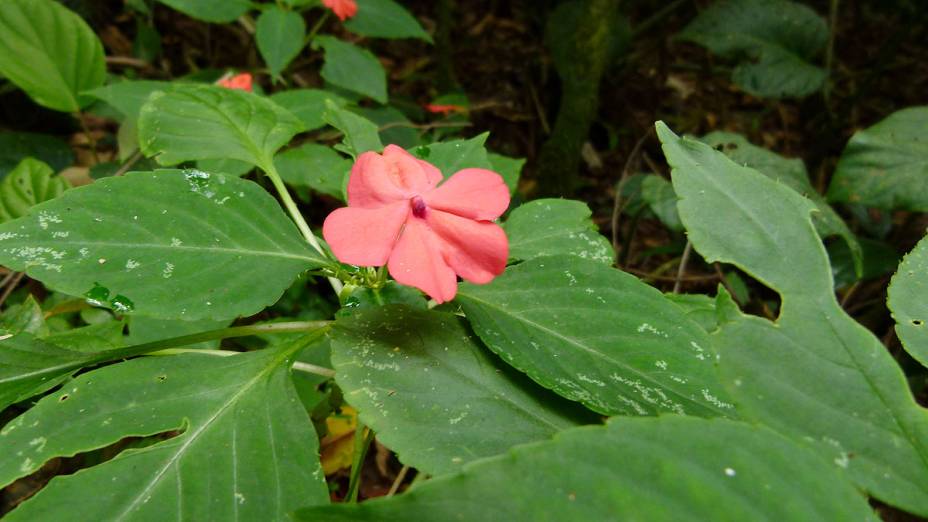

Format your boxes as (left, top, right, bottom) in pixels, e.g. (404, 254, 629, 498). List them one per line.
(411, 196, 427, 218)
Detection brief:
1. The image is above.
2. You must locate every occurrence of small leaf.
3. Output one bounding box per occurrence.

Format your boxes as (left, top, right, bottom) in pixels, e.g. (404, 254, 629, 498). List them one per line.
(154, 0, 250, 23)
(419, 133, 492, 176)
(504, 199, 612, 264)
(0, 296, 47, 337)
(344, 0, 431, 41)
(138, 83, 303, 169)
(85, 80, 172, 123)
(323, 101, 383, 157)
(0, 170, 326, 320)
(640, 175, 683, 231)
(827, 106, 928, 211)
(275, 143, 351, 201)
(0, 0, 105, 112)
(0, 158, 70, 223)
(315, 36, 388, 103)
(487, 152, 524, 194)
(271, 88, 349, 132)
(888, 234, 928, 367)
(256, 6, 306, 79)
(457, 256, 736, 418)
(0, 337, 329, 520)
(679, 0, 827, 98)
(330, 306, 595, 475)
(296, 416, 877, 522)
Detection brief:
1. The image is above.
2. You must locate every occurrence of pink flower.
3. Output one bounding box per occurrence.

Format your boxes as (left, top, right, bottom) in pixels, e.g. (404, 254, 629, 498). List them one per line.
(323, 145, 510, 303)
(217, 73, 253, 92)
(425, 104, 466, 115)
(323, 0, 358, 21)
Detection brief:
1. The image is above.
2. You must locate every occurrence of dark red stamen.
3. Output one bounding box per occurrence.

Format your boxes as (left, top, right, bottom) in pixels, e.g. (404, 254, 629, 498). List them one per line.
(411, 196, 427, 218)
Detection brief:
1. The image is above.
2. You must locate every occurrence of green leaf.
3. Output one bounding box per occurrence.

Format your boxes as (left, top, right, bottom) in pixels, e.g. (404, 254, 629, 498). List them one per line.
(43, 320, 126, 352)
(270, 89, 349, 132)
(138, 83, 303, 169)
(330, 306, 595, 475)
(256, 6, 306, 79)
(418, 133, 491, 176)
(354, 106, 420, 149)
(315, 36, 387, 103)
(0, 170, 326, 320)
(640, 175, 683, 231)
(457, 256, 736, 417)
(323, 101, 384, 157)
(827, 106, 928, 211)
(154, 0, 250, 23)
(0, 158, 70, 223)
(275, 143, 351, 201)
(657, 121, 928, 516)
(665, 292, 720, 333)
(296, 416, 877, 522)
(0, 333, 96, 411)
(487, 152, 524, 194)
(0, 132, 73, 177)
(504, 199, 612, 264)
(679, 0, 827, 98)
(196, 158, 253, 177)
(0, 296, 47, 337)
(0, 0, 105, 112)
(0, 337, 329, 520)
(701, 131, 862, 276)
(344, 0, 431, 41)
(888, 234, 928, 367)
(85, 80, 172, 122)
(128, 316, 231, 351)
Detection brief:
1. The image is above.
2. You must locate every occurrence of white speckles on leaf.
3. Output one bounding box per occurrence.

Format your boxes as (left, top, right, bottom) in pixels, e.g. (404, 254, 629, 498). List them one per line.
(162, 262, 175, 279)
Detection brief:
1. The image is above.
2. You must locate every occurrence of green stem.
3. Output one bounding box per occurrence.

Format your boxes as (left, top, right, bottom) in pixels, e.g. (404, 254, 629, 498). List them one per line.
(259, 159, 345, 295)
(305, 11, 330, 45)
(346, 421, 374, 502)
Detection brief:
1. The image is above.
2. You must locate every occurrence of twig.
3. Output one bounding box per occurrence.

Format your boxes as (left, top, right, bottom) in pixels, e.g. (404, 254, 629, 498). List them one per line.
(114, 149, 144, 177)
(0, 272, 25, 308)
(823, 0, 840, 109)
(387, 465, 410, 497)
(105, 56, 151, 69)
(672, 241, 693, 294)
(611, 129, 652, 264)
(624, 267, 718, 283)
(346, 423, 375, 502)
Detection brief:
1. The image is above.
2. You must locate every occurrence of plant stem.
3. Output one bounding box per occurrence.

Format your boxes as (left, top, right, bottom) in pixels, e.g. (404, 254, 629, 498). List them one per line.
(304, 11, 330, 45)
(673, 241, 693, 294)
(387, 465, 410, 497)
(259, 159, 345, 295)
(346, 422, 374, 502)
(149, 348, 336, 378)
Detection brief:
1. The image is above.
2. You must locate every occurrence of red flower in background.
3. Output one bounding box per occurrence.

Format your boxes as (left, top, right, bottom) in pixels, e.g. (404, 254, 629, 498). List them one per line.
(323, 0, 358, 21)
(425, 104, 466, 115)
(322, 145, 510, 303)
(217, 73, 253, 92)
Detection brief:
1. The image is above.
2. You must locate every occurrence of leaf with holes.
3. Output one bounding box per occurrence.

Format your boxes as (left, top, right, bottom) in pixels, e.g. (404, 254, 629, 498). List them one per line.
(0, 170, 326, 320)
(0, 336, 328, 521)
(457, 256, 736, 418)
(0, 0, 105, 112)
(138, 83, 303, 169)
(295, 416, 876, 522)
(504, 199, 612, 264)
(330, 306, 596, 475)
(888, 234, 928, 367)
(0, 158, 70, 223)
(658, 121, 928, 516)
(0, 333, 98, 411)
(827, 106, 928, 212)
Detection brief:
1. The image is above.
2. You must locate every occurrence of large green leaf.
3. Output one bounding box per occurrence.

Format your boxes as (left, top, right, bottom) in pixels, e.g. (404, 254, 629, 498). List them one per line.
(0, 170, 326, 320)
(344, 0, 431, 41)
(330, 306, 594, 476)
(274, 143, 351, 201)
(827, 106, 928, 211)
(658, 121, 928, 516)
(679, 0, 827, 98)
(315, 36, 387, 103)
(0, 0, 105, 112)
(138, 83, 303, 169)
(888, 234, 928, 367)
(0, 132, 73, 177)
(504, 199, 612, 264)
(0, 333, 95, 411)
(702, 131, 862, 275)
(0, 158, 70, 223)
(457, 256, 735, 418)
(154, 0, 250, 23)
(270, 89, 349, 132)
(296, 416, 876, 521)
(256, 6, 306, 79)
(0, 337, 329, 520)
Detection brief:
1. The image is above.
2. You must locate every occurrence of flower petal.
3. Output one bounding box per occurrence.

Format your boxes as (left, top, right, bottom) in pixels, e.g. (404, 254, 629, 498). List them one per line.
(322, 202, 409, 266)
(427, 209, 508, 284)
(424, 168, 510, 220)
(347, 145, 441, 208)
(388, 219, 458, 303)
